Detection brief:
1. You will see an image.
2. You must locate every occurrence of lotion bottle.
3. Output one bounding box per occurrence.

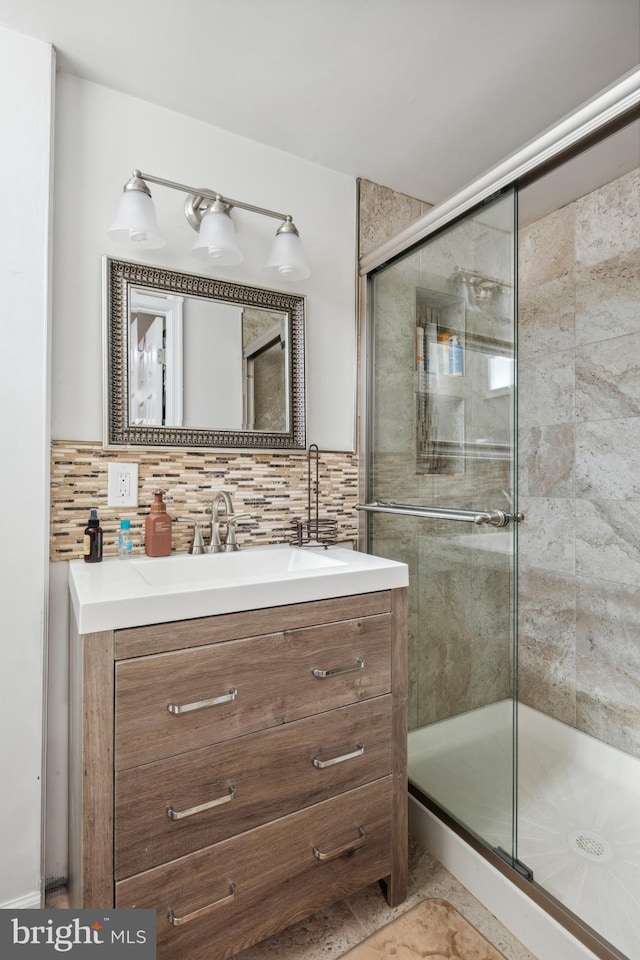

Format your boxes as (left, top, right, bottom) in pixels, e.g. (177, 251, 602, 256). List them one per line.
(145, 490, 172, 557)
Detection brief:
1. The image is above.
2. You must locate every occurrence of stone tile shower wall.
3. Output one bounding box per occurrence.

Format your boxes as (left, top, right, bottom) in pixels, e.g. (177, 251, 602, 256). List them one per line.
(518, 167, 640, 758)
(360, 169, 640, 754)
(50, 443, 358, 561)
(358, 178, 432, 258)
(361, 183, 513, 731)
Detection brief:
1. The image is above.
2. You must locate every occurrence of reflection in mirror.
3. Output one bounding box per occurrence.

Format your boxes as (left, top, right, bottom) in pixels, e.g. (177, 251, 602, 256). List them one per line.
(104, 257, 305, 449)
(242, 309, 287, 431)
(129, 290, 287, 431)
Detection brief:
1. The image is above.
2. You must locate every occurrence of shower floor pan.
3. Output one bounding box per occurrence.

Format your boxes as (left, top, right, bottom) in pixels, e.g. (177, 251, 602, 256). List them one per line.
(409, 700, 640, 960)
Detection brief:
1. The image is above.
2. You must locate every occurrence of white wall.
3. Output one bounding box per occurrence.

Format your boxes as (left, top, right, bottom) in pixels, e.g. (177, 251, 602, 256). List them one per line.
(0, 27, 54, 908)
(52, 74, 357, 449)
(45, 74, 357, 883)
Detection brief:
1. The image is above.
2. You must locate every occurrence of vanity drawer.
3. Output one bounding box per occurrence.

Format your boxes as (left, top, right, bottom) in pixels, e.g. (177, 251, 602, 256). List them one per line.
(115, 695, 392, 878)
(116, 777, 392, 960)
(115, 613, 391, 769)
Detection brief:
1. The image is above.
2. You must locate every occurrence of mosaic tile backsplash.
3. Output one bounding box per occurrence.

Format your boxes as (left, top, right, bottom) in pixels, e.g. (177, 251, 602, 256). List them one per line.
(50, 442, 358, 561)
(50, 184, 420, 565)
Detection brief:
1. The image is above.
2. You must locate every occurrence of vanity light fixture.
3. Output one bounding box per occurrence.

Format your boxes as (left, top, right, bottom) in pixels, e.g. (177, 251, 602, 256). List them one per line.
(107, 170, 311, 281)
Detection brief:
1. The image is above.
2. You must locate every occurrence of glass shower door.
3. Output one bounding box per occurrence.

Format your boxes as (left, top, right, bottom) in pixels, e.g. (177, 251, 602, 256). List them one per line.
(365, 190, 518, 862)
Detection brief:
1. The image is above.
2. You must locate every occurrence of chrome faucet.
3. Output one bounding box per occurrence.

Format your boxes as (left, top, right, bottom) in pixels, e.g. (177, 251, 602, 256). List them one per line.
(210, 490, 240, 553)
(185, 490, 246, 554)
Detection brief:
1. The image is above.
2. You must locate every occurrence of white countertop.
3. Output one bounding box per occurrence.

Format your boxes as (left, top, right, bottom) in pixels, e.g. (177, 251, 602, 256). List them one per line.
(69, 544, 409, 634)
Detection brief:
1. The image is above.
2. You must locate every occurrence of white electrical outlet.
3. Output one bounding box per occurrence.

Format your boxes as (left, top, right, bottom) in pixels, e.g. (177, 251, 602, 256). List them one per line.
(107, 462, 138, 507)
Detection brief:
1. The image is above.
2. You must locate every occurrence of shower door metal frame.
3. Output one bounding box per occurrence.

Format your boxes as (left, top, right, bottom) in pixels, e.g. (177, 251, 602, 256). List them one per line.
(359, 68, 640, 273)
(356, 67, 640, 960)
(361, 182, 521, 875)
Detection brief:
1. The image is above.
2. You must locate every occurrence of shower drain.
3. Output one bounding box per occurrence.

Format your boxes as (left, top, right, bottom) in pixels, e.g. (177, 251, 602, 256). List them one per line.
(567, 830, 614, 863)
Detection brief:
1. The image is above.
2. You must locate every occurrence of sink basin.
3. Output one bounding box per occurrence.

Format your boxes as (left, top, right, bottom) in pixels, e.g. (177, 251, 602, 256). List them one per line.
(69, 544, 409, 634)
(130, 546, 347, 588)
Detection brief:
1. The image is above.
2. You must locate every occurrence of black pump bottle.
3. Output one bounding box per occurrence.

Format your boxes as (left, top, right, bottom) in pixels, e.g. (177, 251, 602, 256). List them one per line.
(83, 508, 103, 563)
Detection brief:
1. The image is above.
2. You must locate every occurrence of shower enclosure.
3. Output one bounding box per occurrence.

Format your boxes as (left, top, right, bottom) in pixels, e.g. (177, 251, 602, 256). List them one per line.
(358, 70, 640, 960)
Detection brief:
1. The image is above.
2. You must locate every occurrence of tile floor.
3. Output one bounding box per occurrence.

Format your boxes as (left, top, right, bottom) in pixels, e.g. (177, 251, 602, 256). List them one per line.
(46, 840, 538, 960)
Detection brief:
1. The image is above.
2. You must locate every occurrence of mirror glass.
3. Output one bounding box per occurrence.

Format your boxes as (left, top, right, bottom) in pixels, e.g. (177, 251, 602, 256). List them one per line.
(104, 257, 306, 448)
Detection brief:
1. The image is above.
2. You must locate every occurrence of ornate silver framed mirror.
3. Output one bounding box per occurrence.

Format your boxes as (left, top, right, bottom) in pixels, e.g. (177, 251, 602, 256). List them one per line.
(103, 257, 306, 449)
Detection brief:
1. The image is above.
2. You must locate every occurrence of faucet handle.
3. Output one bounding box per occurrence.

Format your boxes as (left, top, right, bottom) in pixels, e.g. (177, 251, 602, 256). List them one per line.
(224, 522, 239, 551)
(176, 518, 207, 555)
(190, 522, 206, 555)
(222, 513, 250, 552)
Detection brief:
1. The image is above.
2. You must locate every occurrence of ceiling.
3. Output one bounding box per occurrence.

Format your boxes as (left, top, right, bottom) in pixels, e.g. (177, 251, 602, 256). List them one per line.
(0, 0, 639, 206)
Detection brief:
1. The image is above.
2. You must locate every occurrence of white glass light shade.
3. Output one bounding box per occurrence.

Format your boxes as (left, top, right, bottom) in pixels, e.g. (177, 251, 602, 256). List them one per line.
(191, 208, 243, 264)
(107, 188, 165, 249)
(264, 230, 310, 281)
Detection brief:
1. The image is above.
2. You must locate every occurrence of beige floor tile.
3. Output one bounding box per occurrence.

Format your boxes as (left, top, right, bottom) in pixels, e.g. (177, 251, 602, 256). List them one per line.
(45, 839, 538, 960)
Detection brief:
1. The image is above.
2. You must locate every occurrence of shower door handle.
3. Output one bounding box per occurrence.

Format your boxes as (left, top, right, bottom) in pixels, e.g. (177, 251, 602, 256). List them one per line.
(355, 501, 523, 527)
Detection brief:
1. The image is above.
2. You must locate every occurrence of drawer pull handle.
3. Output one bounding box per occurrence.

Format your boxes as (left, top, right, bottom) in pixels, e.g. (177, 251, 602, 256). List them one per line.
(167, 883, 237, 926)
(167, 687, 238, 715)
(312, 825, 366, 862)
(166, 784, 236, 820)
(312, 742, 365, 769)
(312, 657, 365, 679)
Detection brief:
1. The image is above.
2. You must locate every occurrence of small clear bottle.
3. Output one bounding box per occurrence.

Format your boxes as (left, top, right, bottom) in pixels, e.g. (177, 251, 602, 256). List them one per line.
(118, 519, 133, 558)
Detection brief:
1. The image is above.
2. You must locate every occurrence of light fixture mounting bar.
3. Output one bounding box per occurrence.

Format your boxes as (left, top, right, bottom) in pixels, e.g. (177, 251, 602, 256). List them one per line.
(135, 170, 291, 222)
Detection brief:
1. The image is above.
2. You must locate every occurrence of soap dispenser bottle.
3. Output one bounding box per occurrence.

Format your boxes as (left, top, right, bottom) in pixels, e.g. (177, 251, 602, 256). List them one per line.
(145, 489, 172, 557)
(83, 508, 103, 563)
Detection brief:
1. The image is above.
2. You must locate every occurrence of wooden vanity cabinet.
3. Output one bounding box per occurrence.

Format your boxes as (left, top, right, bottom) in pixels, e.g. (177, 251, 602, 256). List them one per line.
(69, 588, 407, 960)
